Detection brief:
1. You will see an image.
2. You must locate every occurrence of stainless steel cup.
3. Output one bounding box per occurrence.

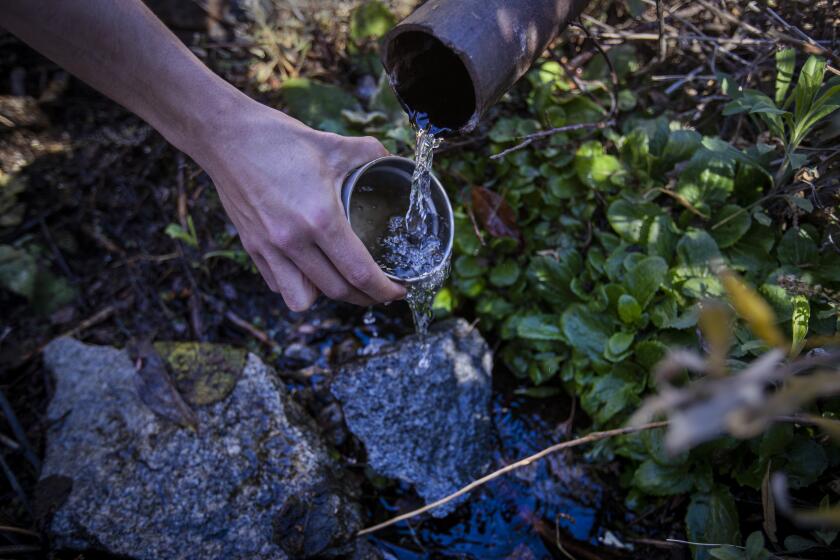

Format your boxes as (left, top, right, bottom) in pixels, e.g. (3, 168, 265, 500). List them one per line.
(341, 155, 454, 284)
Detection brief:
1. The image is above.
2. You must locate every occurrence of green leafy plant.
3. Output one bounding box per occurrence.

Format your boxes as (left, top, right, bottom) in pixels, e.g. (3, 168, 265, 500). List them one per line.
(0, 243, 76, 314)
(722, 50, 840, 182)
(432, 52, 840, 557)
(164, 215, 199, 248)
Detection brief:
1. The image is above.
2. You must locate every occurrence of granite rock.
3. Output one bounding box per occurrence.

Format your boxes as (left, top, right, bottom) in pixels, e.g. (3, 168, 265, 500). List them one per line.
(331, 319, 493, 516)
(40, 337, 368, 559)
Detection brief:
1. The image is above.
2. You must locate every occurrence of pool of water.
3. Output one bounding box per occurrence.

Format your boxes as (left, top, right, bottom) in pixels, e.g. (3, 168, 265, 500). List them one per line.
(277, 304, 626, 559)
(365, 376, 608, 559)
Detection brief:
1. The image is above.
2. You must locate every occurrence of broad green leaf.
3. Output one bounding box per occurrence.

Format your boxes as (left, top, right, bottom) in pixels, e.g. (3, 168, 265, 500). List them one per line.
(676, 149, 736, 207)
(727, 224, 776, 277)
(580, 365, 642, 424)
(349, 1, 395, 42)
(454, 255, 484, 278)
(711, 205, 752, 249)
(0, 244, 36, 299)
(0, 244, 75, 314)
(633, 459, 693, 496)
(489, 117, 540, 143)
(515, 314, 565, 341)
(281, 78, 360, 129)
(618, 294, 642, 324)
(676, 230, 722, 278)
(453, 275, 485, 298)
(624, 256, 668, 308)
(792, 83, 840, 147)
(607, 200, 648, 242)
(454, 214, 481, 256)
(759, 422, 793, 458)
(792, 56, 826, 124)
(607, 332, 634, 355)
(784, 436, 827, 489)
(686, 491, 741, 560)
(32, 270, 76, 315)
(575, 141, 624, 189)
(790, 295, 810, 357)
(527, 251, 581, 305)
(583, 44, 639, 82)
(475, 294, 514, 320)
(635, 340, 668, 369)
(745, 531, 766, 560)
(783, 535, 818, 553)
(561, 303, 614, 361)
(775, 48, 796, 105)
(723, 90, 786, 136)
(432, 287, 454, 313)
(776, 227, 819, 267)
(489, 260, 520, 287)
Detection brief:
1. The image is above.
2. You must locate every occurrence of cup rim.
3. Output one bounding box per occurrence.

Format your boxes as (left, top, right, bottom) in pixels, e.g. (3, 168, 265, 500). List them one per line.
(343, 155, 454, 284)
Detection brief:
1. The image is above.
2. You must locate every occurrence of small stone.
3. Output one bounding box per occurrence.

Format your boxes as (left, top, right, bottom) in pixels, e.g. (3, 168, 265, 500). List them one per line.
(283, 342, 319, 365)
(331, 318, 493, 516)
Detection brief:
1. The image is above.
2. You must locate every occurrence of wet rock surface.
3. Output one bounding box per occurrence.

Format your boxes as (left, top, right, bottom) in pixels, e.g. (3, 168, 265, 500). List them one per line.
(331, 318, 494, 516)
(40, 337, 368, 560)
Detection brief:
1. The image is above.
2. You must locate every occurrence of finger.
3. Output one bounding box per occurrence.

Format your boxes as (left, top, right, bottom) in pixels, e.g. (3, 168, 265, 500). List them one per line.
(261, 251, 319, 312)
(251, 252, 278, 292)
(317, 219, 406, 303)
(287, 244, 377, 307)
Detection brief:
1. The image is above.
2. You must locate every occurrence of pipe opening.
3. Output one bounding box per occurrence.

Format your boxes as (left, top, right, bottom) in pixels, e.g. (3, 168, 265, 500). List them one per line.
(385, 31, 476, 135)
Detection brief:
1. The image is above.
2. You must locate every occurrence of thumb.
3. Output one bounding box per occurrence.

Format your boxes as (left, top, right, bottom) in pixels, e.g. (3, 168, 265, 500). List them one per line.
(342, 135, 390, 171)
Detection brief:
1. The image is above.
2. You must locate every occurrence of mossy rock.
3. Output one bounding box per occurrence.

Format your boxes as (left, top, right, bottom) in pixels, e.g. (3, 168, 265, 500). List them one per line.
(154, 342, 247, 406)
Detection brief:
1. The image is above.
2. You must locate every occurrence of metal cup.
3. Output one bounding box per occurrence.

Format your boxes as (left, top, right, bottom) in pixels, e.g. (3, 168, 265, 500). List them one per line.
(341, 155, 454, 284)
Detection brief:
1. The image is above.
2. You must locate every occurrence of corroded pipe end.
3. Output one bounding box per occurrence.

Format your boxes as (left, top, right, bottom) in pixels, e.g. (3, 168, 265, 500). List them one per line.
(382, 25, 479, 135)
(382, 0, 590, 135)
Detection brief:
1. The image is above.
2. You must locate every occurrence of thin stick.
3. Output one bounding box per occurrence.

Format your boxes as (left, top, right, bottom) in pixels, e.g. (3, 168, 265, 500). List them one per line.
(0, 525, 40, 539)
(656, 0, 667, 62)
(0, 390, 40, 471)
(0, 452, 30, 514)
(224, 310, 279, 352)
(357, 421, 668, 536)
(490, 120, 615, 161)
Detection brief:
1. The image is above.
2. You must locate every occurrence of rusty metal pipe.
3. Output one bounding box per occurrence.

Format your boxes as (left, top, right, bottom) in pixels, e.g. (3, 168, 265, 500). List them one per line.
(382, 0, 590, 135)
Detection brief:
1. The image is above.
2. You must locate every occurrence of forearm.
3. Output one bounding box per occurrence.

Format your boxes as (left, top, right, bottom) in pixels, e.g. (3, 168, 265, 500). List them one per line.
(1, 0, 249, 155)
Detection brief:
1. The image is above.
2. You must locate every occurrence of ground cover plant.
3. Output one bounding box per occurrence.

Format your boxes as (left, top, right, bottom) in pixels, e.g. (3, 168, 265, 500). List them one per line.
(325, 2, 840, 556)
(1, 0, 839, 558)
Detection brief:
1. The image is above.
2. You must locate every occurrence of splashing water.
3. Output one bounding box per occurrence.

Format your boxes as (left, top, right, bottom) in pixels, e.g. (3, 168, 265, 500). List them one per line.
(376, 128, 450, 334)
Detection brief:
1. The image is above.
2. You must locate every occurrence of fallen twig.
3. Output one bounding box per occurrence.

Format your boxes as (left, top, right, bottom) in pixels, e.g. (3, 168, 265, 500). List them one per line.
(0, 525, 41, 539)
(0, 452, 30, 514)
(357, 420, 668, 536)
(60, 297, 133, 339)
(0, 390, 40, 471)
(201, 293, 280, 352)
(224, 309, 279, 352)
(490, 120, 616, 161)
(490, 16, 619, 161)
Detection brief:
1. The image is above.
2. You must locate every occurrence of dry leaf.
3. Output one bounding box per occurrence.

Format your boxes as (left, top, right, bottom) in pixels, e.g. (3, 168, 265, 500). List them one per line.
(130, 340, 198, 430)
(720, 269, 787, 349)
(470, 186, 521, 242)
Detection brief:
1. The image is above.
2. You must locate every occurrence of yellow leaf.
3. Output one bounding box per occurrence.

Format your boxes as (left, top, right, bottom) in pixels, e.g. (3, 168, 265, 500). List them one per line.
(720, 270, 787, 349)
(698, 302, 732, 375)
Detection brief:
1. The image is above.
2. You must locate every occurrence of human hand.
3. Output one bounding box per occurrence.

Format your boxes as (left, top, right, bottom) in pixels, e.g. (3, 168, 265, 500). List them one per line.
(191, 99, 406, 311)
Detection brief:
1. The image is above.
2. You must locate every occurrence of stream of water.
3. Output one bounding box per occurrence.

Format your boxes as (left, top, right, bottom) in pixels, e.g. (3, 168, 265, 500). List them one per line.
(376, 127, 449, 334)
